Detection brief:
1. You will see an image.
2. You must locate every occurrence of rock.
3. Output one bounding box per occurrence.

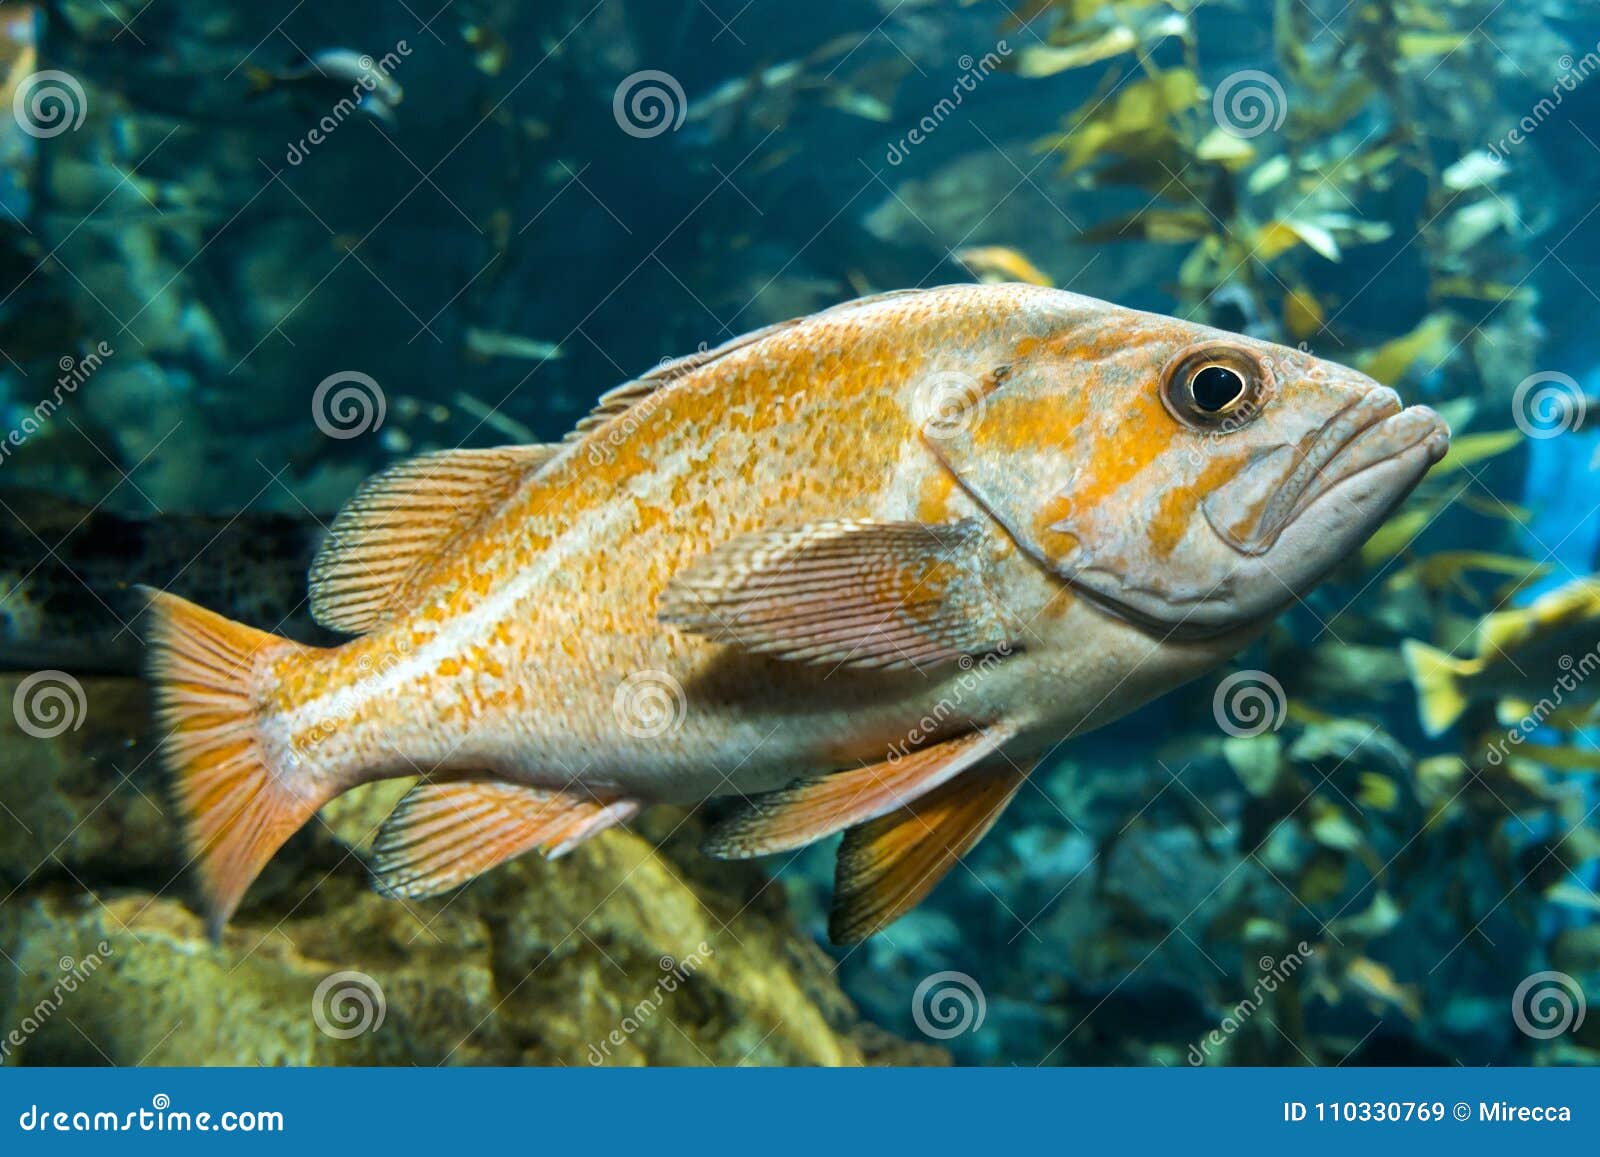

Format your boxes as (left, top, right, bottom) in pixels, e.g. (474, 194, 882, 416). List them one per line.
(0, 675, 937, 1066)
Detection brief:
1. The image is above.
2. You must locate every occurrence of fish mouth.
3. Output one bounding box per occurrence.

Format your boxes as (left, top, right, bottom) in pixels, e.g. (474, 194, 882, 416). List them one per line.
(1203, 391, 1450, 556)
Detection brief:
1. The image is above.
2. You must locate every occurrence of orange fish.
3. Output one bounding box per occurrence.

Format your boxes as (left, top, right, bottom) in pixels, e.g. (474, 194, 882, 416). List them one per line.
(144, 284, 1449, 942)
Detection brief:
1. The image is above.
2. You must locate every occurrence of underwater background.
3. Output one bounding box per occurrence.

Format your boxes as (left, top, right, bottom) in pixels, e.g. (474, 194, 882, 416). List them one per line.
(0, 0, 1598, 1066)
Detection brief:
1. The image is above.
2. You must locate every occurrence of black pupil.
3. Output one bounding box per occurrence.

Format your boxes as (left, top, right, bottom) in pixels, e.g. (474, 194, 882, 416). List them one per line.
(1191, 365, 1245, 412)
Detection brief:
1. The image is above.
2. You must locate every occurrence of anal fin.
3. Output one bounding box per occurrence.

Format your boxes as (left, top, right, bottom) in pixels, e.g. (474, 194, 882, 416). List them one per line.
(370, 780, 638, 899)
(704, 723, 1017, 859)
(829, 757, 1032, 944)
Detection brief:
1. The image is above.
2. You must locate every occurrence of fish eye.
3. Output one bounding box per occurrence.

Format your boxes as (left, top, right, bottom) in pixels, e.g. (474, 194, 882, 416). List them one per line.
(1160, 343, 1270, 430)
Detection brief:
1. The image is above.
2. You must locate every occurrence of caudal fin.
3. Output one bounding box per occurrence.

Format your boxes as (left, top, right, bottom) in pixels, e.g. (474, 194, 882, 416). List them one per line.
(1400, 639, 1472, 738)
(141, 587, 333, 938)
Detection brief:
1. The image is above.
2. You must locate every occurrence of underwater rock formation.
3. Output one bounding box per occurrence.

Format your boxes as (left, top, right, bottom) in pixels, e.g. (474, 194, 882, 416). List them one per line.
(0, 675, 940, 1066)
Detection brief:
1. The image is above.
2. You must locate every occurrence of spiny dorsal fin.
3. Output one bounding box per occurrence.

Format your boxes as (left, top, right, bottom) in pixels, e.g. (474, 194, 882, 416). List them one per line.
(829, 757, 1032, 944)
(370, 780, 638, 899)
(704, 723, 1018, 859)
(657, 518, 1017, 671)
(309, 444, 559, 634)
(563, 289, 933, 444)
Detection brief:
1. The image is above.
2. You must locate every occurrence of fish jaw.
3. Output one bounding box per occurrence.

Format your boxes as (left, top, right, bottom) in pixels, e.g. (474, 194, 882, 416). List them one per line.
(1072, 399, 1449, 637)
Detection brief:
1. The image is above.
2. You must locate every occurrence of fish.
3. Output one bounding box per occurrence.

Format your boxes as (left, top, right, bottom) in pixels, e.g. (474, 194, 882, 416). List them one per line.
(245, 48, 406, 124)
(141, 283, 1449, 942)
(0, 489, 329, 674)
(1402, 576, 1600, 737)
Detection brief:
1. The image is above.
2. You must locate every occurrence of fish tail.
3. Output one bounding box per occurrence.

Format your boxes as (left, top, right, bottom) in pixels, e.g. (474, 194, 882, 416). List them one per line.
(141, 587, 335, 940)
(1400, 639, 1472, 738)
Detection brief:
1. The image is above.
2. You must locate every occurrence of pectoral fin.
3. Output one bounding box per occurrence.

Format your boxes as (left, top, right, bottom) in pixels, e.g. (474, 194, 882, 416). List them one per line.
(829, 758, 1032, 944)
(704, 723, 1018, 859)
(658, 518, 1016, 670)
(371, 781, 638, 899)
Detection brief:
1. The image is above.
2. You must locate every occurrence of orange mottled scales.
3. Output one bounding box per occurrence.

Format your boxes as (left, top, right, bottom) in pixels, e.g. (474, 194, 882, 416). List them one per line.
(142, 283, 1450, 943)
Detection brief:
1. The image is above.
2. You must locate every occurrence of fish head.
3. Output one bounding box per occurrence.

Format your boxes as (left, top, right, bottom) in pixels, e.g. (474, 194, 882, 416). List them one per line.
(923, 296, 1450, 637)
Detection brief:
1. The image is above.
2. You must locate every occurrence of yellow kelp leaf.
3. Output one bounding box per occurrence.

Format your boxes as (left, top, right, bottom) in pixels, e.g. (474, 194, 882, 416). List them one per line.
(1256, 218, 1341, 262)
(1356, 772, 1400, 812)
(1459, 493, 1530, 522)
(1360, 507, 1431, 565)
(1432, 274, 1531, 303)
(955, 245, 1054, 286)
(1399, 550, 1547, 592)
(1357, 313, 1454, 385)
(1284, 286, 1325, 340)
(1052, 67, 1201, 171)
(1246, 154, 1292, 195)
(1014, 27, 1138, 77)
(1397, 31, 1471, 58)
(1078, 207, 1213, 244)
(1432, 429, 1522, 476)
(1195, 126, 1255, 168)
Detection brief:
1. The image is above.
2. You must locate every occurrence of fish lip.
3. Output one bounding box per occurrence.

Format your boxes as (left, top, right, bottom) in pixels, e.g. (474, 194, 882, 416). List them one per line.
(1206, 390, 1445, 555)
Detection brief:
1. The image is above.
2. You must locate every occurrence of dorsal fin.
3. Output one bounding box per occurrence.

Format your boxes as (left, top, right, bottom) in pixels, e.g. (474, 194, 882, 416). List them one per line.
(563, 289, 932, 444)
(309, 444, 558, 634)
